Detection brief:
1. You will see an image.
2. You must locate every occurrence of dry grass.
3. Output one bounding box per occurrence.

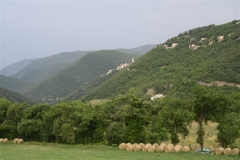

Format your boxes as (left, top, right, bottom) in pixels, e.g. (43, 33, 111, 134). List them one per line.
(157, 122, 237, 151)
(177, 122, 240, 151)
(178, 122, 218, 150)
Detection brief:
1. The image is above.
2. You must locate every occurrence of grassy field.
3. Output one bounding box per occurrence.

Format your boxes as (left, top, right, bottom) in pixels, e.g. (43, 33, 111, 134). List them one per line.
(0, 142, 239, 160)
(1, 122, 239, 160)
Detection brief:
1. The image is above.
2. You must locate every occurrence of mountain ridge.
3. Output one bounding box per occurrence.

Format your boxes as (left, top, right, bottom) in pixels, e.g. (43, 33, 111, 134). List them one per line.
(24, 50, 140, 102)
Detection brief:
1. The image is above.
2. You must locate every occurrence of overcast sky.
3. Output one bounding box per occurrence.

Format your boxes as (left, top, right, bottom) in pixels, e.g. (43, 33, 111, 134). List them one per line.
(1, 0, 239, 70)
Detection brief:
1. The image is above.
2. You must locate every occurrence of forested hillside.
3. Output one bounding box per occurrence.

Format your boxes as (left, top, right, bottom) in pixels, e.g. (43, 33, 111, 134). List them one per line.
(0, 87, 34, 104)
(0, 59, 34, 76)
(10, 51, 91, 83)
(70, 20, 240, 101)
(0, 75, 31, 93)
(25, 50, 139, 102)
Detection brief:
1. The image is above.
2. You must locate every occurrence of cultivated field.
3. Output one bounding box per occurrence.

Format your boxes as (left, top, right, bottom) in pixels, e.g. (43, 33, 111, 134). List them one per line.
(0, 142, 239, 160)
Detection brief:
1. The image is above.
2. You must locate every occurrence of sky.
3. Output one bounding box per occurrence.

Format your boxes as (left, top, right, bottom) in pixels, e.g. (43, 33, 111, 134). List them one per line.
(0, 0, 240, 70)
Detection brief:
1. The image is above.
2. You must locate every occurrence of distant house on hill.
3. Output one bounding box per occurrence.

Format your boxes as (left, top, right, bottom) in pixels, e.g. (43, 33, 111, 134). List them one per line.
(151, 94, 164, 100)
(104, 58, 135, 75)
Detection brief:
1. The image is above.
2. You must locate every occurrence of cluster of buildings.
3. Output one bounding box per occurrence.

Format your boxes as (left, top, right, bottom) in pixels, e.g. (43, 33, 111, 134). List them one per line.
(102, 58, 135, 76)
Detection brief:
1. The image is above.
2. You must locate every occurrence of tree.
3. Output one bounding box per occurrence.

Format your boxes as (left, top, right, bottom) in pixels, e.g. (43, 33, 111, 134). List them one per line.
(216, 112, 240, 147)
(1, 102, 30, 139)
(193, 86, 231, 149)
(103, 91, 146, 144)
(0, 98, 12, 137)
(0, 98, 12, 124)
(159, 98, 194, 144)
(17, 104, 51, 141)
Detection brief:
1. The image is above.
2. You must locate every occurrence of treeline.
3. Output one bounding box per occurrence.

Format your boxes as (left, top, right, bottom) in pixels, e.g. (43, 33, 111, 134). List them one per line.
(0, 85, 240, 149)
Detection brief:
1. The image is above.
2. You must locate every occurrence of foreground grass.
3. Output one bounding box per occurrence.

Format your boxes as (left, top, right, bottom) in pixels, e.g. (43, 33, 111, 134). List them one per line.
(0, 142, 239, 160)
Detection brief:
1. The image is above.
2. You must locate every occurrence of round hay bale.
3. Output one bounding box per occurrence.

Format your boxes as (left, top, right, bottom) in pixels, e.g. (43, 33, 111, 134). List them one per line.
(133, 143, 138, 147)
(160, 143, 166, 148)
(119, 143, 126, 150)
(17, 139, 23, 144)
(142, 145, 149, 152)
(156, 146, 164, 152)
(165, 146, 173, 153)
(139, 143, 145, 147)
(224, 148, 231, 155)
(182, 146, 190, 152)
(3, 138, 8, 143)
(0, 138, 3, 143)
(148, 146, 156, 152)
(124, 143, 131, 150)
(173, 146, 181, 153)
(153, 143, 159, 148)
(145, 143, 152, 147)
(134, 145, 142, 151)
(167, 144, 174, 148)
(231, 148, 239, 155)
(175, 144, 182, 150)
(126, 144, 134, 152)
(216, 147, 224, 155)
(13, 138, 19, 144)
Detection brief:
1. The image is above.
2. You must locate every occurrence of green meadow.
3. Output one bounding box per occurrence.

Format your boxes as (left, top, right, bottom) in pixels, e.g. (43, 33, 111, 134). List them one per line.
(0, 142, 239, 160)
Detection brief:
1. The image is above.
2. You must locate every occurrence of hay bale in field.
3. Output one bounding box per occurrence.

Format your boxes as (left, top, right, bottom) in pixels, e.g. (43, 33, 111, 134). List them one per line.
(231, 148, 239, 155)
(124, 143, 131, 150)
(0, 138, 3, 143)
(167, 144, 174, 148)
(134, 145, 142, 151)
(156, 146, 164, 152)
(165, 146, 173, 153)
(17, 139, 23, 144)
(145, 143, 152, 146)
(142, 145, 151, 152)
(133, 143, 138, 147)
(175, 144, 182, 150)
(148, 146, 156, 153)
(153, 143, 159, 148)
(145, 143, 152, 148)
(182, 146, 190, 152)
(173, 146, 181, 153)
(13, 138, 19, 144)
(126, 144, 134, 152)
(216, 147, 224, 155)
(160, 143, 166, 148)
(119, 143, 126, 150)
(3, 138, 8, 143)
(139, 143, 145, 147)
(224, 148, 231, 155)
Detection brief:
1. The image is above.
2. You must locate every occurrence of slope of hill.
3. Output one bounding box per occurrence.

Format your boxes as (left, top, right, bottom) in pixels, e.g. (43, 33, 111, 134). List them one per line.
(69, 20, 240, 101)
(0, 75, 31, 93)
(2, 44, 155, 85)
(24, 50, 139, 102)
(116, 44, 158, 56)
(10, 51, 91, 83)
(0, 59, 34, 76)
(0, 87, 35, 104)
